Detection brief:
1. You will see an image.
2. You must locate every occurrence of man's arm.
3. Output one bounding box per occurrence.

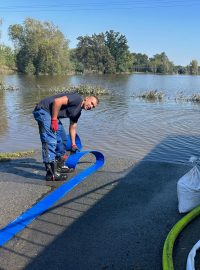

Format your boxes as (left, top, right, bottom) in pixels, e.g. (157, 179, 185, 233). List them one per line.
(69, 120, 77, 146)
(51, 96, 68, 132)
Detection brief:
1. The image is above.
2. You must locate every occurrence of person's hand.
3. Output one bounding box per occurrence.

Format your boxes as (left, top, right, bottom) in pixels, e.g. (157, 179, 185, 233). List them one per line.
(51, 118, 58, 132)
(71, 144, 80, 153)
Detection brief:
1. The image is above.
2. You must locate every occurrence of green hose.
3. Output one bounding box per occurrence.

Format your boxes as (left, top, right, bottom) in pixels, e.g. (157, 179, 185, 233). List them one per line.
(163, 205, 200, 270)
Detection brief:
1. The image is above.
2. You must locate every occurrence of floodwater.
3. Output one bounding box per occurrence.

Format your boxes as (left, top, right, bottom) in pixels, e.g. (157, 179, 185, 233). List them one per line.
(1, 73, 200, 164)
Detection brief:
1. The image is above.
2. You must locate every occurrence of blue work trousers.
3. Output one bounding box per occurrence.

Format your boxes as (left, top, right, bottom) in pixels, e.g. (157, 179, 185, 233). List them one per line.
(33, 108, 67, 163)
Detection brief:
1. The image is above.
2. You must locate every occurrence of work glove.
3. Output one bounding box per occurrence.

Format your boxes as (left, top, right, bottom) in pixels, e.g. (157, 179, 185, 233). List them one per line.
(71, 144, 80, 154)
(51, 118, 58, 132)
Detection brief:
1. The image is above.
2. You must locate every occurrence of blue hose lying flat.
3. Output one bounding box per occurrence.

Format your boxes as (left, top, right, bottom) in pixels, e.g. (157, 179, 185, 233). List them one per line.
(0, 150, 104, 247)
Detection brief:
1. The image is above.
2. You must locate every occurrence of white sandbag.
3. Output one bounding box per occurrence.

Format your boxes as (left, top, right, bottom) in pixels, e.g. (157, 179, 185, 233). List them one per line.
(186, 239, 200, 270)
(177, 165, 200, 213)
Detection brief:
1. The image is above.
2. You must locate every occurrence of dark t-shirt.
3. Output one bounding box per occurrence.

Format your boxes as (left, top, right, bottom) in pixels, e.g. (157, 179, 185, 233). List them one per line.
(37, 92, 83, 123)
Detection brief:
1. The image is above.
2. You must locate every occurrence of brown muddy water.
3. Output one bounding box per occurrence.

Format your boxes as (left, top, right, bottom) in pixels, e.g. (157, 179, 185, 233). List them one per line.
(1, 73, 200, 164)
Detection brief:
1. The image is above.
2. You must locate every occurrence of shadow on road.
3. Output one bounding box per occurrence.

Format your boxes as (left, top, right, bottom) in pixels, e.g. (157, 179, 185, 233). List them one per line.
(1, 135, 200, 270)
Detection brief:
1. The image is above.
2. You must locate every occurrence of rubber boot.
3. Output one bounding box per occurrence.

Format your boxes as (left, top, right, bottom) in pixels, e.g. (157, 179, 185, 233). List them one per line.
(56, 156, 74, 173)
(45, 162, 68, 181)
(45, 163, 54, 181)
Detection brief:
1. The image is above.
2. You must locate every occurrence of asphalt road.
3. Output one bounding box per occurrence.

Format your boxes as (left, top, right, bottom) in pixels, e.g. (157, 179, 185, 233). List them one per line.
(0, 151, 197, 270)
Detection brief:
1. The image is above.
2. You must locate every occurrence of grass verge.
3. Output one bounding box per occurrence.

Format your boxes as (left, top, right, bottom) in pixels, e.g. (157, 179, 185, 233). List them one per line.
(0, 150, 35, 162)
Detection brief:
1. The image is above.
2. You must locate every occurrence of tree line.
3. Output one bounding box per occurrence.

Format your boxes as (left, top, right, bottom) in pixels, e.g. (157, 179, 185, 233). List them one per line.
(0, 18, 199, 75)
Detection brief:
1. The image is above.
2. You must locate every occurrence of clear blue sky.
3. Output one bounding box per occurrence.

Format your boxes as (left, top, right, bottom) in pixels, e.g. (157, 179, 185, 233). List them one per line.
(0, 0, 200, 66)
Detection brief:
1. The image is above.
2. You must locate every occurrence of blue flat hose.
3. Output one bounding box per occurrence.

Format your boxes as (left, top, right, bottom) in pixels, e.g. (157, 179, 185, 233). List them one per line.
(0, 150, 104, 247)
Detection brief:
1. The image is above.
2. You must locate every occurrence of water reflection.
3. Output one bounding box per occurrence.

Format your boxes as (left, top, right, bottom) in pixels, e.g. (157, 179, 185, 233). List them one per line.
(0, 73, 200, 163)
(0, 90, 8, 137)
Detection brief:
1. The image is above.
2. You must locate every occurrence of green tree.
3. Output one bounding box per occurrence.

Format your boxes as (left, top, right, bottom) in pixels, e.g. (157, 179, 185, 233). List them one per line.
(75, 33, 115, 73)
(70, 48, 83, 73)
(131, 53, 149, 72)
(189, 59, 198, 75)
(174, 65, 187, 74)
(0, 19, 15, 69)
(0, 19, 2, 40)
(9, 18, 71, 75)
(149, 52, 174, 74)
(0, 45, 15, 68)
(105, 30, 131, 72)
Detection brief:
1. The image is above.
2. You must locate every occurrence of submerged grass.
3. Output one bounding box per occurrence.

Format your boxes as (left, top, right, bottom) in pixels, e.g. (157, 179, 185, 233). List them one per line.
(136, 90, 200, 103)
(189, 94, 200, 103)
(50, 84, 109, 96)
(0, 150, 35, 162)
(175, 93, 200, 103)
(0, 80, 19, 91)
(138, 90, 165, 101)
